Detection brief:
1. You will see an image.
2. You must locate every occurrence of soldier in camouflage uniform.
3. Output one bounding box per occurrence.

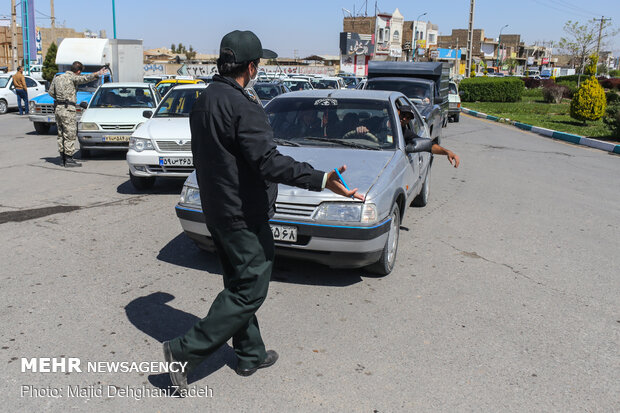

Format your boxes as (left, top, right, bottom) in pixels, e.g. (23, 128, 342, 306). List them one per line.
(48, 61, 108, 167)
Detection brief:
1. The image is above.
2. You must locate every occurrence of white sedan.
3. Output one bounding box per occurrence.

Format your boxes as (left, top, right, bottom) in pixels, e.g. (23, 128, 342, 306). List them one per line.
(77, 82, 160, 157)
(0, 74, 46, 114)
(126, 84, 207, 189)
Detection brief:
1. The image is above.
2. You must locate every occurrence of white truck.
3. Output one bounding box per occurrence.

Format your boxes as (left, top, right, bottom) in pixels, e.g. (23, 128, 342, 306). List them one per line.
(28, 38, 143, 134)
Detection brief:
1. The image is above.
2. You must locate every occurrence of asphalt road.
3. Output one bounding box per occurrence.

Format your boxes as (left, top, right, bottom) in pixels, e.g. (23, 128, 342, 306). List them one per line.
(1, 112, 618, 412)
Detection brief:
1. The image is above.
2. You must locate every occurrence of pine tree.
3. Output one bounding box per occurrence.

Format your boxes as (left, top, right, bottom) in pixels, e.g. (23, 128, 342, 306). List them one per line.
(170, 43, 176, 53)
(570, 75, 606, 123)
(42, 42, 58, 82)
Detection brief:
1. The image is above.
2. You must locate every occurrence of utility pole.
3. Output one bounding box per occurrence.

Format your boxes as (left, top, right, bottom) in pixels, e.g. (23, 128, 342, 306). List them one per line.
(11, 0, 18, 70)
(594, 16, 611, 75)
(50, 0, 56, 44)
(466, 0, 475, 77)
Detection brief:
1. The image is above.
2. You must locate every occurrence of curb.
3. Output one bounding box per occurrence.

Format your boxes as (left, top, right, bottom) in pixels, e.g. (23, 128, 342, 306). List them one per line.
(461, 107, 620, 154)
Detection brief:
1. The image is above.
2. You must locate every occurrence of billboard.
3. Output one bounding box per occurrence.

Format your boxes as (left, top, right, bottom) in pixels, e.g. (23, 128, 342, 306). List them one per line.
(339, 32, 374, 56)
(542, 57, 549, 65)
(437, 48, 462, 59)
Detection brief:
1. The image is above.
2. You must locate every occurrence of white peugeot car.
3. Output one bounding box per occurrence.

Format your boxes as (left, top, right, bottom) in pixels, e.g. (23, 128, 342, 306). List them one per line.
(126, 84, 207, 189)
(77, 82, 160, 157)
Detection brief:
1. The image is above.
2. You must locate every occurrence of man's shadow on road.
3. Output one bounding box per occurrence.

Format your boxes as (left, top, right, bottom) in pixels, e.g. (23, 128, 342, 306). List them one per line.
(125, 292, 236, 390)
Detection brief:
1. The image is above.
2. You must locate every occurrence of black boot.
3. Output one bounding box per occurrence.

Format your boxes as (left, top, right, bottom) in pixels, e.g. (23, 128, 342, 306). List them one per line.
(64, 155, 82, 167)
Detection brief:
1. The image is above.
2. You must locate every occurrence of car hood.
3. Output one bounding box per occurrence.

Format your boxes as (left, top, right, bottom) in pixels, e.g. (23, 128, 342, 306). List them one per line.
(185, 146, 396, 203)
(80, 107, 150, 124)
(31, 91, 93, 105)
(134, 117, 190, 139)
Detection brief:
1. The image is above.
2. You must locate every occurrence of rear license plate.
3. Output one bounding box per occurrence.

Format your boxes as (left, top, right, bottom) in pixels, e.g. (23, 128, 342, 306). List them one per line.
(159, 157, 193, 166)
(270, 225, 297, 242)
(103, 135, 130, 142)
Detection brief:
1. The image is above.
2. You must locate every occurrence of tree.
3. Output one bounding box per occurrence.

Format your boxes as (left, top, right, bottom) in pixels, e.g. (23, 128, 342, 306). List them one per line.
(570, 75, 606, 124)
(42, 42, 58, 82)
(504, 58, 518, 75)
(558, 19, 619, 74)
(170, 44, 176, 53)
(186, 45, 196, 61)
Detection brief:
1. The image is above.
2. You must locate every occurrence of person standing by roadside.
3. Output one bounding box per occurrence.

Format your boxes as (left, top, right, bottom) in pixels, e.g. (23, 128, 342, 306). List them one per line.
(13, 66, 29, 115)
(48, 61, 108, 167)
(163, 30, 364, 388)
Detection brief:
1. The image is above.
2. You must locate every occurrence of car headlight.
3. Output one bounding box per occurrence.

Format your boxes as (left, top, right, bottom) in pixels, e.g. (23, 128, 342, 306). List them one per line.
(129, 137, 154, 152)
(179, 185, 201, 208)
(29, 101, 36, 112)
(312, 202, 377, 223)
(78, 122, 99, 130)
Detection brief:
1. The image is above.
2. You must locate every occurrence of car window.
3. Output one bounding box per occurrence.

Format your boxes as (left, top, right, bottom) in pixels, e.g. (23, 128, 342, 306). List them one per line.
(449, 83, 458, 94)
(154, 88, 202, 117)
(266, 97, 398, 149)
(366, 80, 431, 102)
(0, 77, 8, 88)
(78, 78, 102, 93)
(90, 87, 156, 108)
(25, 77, 37, 87)
(254, 84, 281, 100)
(284, 80, 311, 91)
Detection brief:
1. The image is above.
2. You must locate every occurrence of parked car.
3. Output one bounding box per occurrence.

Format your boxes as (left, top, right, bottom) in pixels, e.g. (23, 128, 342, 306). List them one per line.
(0, 73, 46, 114)
(253, 82, 290, 106)
(448, 81, 461, 122)
(282, 78, 314, 92)
(77, 82, 160, 157)
(155, 78, 204, 98)
(175, 89, 434, 275)
(127, 84, 207, 189)
(143, 75, 166, 85)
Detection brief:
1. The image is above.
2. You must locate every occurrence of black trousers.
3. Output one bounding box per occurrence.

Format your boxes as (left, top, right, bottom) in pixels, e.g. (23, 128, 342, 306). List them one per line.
(170, 222, 274, 370)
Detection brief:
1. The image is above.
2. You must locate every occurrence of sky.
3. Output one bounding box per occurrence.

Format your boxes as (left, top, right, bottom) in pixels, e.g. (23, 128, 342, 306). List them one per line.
(1, 0, 618, 57)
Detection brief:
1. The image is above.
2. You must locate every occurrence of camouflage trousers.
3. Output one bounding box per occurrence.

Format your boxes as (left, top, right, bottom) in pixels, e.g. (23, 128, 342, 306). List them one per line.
(56, 106, 78, 157)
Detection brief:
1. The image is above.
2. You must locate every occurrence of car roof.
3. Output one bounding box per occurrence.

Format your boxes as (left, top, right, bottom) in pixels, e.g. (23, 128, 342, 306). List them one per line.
(157, 79, 203, 84)
(167, 84, 208, 90)
(367, 77, 434, 85)
(272, 89, 401, 100)
(99, 82, 153, 88)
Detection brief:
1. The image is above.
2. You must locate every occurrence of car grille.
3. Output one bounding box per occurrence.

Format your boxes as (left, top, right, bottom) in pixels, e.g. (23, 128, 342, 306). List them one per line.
(275, 202, 316, 218)
(35, 104, 55, 114)
(100, 124, 135, 130)
(146, 165, 194, 174)
(156, 140, 192, 152)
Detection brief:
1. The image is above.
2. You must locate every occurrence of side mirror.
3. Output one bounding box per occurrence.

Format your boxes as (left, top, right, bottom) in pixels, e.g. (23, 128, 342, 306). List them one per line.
(405, 138, 433, 154)
(142, 110, 153, 118)
(79, 101, 88, 109)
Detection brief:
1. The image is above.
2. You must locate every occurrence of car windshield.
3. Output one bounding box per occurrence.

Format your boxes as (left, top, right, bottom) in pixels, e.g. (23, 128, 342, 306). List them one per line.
(0, 77, 9, 88)
(449, 83, 458, 94)
(254, 84, 281, 100)
(283, 80, 312, 91)
(154, 88, 202, 117)
(266, 97, 398, 150)
(143, 77, 161, 85)
(311, 79, 339, 89)
(366, 80, 431, 103)
(90, 87, 156, 108)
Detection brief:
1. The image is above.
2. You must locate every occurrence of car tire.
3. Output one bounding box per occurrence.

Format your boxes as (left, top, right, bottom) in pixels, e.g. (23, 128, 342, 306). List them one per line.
(0, 99, 7, 115)
(129, 170, 155, 190)
(368, 203, 401, 276)
(33, 122, 50, 134)
(412, 168, 431, 207)
(454, 113, 460, 122)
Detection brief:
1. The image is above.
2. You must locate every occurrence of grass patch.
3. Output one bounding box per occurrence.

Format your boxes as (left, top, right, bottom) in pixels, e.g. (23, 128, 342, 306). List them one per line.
(464, 89, 615, 139)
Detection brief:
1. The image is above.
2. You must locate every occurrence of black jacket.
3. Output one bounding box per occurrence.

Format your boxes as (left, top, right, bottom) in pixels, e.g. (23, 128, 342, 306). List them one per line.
(190, 75, 325, 230)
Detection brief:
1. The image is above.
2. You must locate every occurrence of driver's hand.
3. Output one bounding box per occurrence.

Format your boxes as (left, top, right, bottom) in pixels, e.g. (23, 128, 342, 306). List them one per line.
(355, 126, 369, 134)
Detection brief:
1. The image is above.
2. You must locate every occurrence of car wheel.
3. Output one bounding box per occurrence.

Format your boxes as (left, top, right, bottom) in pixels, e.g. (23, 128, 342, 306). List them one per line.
(454, 113, 460, 122)
(412, 168, 431, 207)
(0, 99, 7, 115)
(129, 170, 155, 190)
(368, 203, 401, 276)
(33, 122, 50, 134)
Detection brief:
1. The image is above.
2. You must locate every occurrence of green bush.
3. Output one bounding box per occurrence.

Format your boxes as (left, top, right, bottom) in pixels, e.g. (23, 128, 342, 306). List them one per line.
(570, 76, 606, 123)
(609, 69, 620, 78)
(606, 91, 620, 105)
(543, 84, 569, 103)
(459, 77, 524, 102)
(556, 80, 578, 98)
(603, 103, 620, 137)
(555, 75, 586, 83)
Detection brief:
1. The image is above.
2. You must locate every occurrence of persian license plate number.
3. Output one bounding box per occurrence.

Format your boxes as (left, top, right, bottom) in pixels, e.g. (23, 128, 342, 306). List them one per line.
(270, 225, 297, 242)
(103, 135, 130, 142)
(159, 157, 193, 166)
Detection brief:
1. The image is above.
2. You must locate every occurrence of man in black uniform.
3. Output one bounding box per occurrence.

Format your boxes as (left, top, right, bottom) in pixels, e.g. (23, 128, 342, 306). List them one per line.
(163, 30, 364, 388)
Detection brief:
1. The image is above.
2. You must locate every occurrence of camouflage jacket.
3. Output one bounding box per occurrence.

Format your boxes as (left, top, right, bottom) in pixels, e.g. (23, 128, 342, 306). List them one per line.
(49, 72, 99, 104)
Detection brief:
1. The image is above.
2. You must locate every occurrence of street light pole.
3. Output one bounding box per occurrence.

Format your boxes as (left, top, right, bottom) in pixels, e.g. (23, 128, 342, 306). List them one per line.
(413, 12, 427, 62)
(112, 0, 117, 39)
(496, 24, 508, 67)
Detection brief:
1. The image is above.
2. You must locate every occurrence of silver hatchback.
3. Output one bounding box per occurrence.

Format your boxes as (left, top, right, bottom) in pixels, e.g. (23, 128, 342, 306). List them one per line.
(175, 90, 433, 274)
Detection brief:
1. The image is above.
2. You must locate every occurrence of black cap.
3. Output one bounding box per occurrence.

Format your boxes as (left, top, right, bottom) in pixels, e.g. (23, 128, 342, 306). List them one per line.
(220, 30, 277, 63)
(399, 105, 415, 116)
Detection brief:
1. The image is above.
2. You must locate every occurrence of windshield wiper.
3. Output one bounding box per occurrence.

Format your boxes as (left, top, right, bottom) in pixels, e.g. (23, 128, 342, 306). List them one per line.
(156, 112, 187, 117)
(304, 137, 381, 151)
(273, 138, 301, 147)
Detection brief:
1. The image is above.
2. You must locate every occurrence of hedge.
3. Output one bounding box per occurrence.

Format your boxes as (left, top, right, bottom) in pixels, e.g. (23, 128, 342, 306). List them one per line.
(460, 77, 524, 102)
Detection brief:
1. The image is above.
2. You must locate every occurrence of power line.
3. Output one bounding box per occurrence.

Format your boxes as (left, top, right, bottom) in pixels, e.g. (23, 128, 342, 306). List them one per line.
(529, 0, 596, 19)
(546, 0, 603, 18)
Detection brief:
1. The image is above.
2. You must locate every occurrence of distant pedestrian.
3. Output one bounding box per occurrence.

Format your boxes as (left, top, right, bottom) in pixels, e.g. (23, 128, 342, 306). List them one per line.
(13, 66, 29, 115)
(48, 61, 108, 167)
(163, 30, 364, 389)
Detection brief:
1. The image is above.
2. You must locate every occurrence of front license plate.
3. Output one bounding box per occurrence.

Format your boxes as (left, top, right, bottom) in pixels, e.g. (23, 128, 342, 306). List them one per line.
(270, 225, 297, 242)
(159, 157, 193, 166)
(103, 135, 130, 142)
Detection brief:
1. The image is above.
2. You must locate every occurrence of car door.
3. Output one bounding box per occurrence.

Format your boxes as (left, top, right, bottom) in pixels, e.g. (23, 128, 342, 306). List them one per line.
(25, 76, 45, 98)
(5, 77, 18, 107)
(395, 97, 420, 198)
